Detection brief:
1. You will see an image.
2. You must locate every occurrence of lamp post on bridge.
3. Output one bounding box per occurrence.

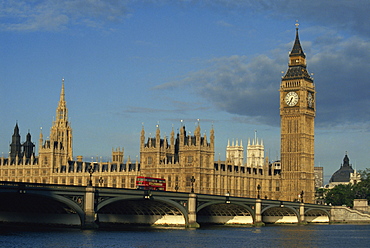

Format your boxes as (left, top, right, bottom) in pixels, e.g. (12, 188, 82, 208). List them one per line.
(225, 191, 230, 204)
(190, 176, 196, 193)
(88, 164, 94, 187)
(257, 184, 261, 199)
(99, 177, 104, 187)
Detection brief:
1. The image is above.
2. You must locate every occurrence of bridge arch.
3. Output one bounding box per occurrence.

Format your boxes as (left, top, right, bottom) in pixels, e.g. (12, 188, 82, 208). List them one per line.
(262, 205, 300, 224)
(0, 191, 84, 226)
(197, 201, 254, 225)
(304, 208, 331, 223)
(96, 196, 188, 226)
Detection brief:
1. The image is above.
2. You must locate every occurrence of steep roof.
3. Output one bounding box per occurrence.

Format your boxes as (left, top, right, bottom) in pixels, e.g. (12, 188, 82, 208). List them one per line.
(290, 27, 306, 58)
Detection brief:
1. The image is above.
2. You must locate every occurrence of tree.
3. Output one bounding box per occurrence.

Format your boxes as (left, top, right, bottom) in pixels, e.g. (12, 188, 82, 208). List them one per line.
(353, 169, 370, 201)
(325, 184, 354, 207)
(324, 169, 370, 207)
(358, 168, 370, 181)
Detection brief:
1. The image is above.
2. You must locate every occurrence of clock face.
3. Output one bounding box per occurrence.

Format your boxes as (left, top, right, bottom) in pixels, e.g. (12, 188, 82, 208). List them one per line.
(285, 91, 299, 106)
(307, 92, 314, 108)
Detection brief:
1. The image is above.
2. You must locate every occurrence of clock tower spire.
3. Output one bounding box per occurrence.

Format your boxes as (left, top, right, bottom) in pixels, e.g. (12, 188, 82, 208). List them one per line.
(280, 23, 316, 203)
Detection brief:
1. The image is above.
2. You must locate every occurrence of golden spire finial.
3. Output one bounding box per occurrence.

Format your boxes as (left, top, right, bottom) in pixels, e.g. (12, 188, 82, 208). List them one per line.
(295, 20, 299, 29)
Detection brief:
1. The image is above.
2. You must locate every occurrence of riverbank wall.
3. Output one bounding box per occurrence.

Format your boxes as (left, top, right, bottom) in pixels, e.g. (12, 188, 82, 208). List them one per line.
(331, 206, 370, 223)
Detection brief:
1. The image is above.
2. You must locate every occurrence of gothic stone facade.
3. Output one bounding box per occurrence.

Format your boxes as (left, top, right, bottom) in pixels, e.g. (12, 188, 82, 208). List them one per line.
(139, 124, 282, 199)
(0, 82, 282, 200)
(280, 26, 316, 203)
(0, 26, 315, 202)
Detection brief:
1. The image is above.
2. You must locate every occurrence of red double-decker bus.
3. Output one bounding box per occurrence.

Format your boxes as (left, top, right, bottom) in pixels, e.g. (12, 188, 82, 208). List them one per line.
(136, 176, 166, 191)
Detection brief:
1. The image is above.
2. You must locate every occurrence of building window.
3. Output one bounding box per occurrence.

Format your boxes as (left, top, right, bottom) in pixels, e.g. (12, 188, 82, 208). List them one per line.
(186, 176, 191, 187)
(276, 181, 280, 191)
(187, 156, 193, 164)
(147, 157, 153, 164)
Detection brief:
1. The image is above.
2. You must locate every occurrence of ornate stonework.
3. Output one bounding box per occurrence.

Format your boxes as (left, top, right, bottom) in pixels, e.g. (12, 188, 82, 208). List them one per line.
(0, 27, 315, 203)
(280, 26, 315, 203)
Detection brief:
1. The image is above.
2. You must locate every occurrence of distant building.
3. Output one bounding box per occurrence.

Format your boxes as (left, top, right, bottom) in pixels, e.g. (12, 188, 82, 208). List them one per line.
(314, 166, 324, 189)
(328, 153, 361, 188)
(226, 139, 244, 166)
(246, 136, 264, 168)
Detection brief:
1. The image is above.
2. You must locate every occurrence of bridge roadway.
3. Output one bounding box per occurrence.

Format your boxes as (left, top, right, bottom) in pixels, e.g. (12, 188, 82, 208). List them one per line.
(0, 181, 331, 228)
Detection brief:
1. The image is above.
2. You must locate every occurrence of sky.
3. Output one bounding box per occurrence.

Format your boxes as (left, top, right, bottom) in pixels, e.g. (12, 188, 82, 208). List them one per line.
(1, 0, 369, 183)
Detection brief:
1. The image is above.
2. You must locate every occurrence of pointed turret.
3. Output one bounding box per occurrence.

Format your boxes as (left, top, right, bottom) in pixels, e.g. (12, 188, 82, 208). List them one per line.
(10, 122, 22, 161)
(155, 124, 160, 147)
(283, 23, 312, 82)
(210, 125, 214, 147)
(39, 79, 73, 171)
(22, 131, 35, 159)
(56, 78, 68, 122)
(290, 24, 305, 58)
(170, 125, 175, 147)
(140, 124, 145, 148)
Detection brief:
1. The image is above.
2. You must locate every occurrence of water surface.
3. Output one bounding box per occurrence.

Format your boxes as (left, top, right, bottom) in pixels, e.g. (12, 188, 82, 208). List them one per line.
(1, 224, 369, 248)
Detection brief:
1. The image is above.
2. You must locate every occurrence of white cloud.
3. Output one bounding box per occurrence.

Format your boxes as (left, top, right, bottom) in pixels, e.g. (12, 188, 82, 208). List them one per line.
(156, 54, 284, 126)
(156, 33, 370, 130)
(0, 0, 129, 31)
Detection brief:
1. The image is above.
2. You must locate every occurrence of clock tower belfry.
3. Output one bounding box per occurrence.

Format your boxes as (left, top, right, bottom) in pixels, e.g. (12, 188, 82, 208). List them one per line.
(280, 24, 315, 203)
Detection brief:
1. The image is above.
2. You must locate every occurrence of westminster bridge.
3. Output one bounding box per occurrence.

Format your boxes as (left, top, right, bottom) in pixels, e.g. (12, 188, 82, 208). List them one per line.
(0, 181, 332, 228)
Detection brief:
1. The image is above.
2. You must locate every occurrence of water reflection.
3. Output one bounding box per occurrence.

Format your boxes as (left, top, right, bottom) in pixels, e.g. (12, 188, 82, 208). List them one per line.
(268, 225, 319, 247)
(1, 224, 370, 247)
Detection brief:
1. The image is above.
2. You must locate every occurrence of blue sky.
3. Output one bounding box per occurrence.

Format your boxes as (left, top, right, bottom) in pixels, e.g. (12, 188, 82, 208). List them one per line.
(1, 0, 369, 183)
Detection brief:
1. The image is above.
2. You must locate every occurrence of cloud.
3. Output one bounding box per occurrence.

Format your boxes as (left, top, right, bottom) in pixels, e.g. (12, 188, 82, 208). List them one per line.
(310, 36, 370, 129)
(183, 0, 370, 38)
(156, 54, 284, 126)
(2, 0, 369, 37)
(156, 33, 370, 130)
(0, 0, 129, 31)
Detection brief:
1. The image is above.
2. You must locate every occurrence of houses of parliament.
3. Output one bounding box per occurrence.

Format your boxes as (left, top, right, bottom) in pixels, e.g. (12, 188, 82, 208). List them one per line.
(0, 26, 316, 203)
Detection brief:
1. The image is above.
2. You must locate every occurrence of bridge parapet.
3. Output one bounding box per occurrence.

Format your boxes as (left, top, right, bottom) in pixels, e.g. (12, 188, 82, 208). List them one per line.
(0, 182, 333, 228)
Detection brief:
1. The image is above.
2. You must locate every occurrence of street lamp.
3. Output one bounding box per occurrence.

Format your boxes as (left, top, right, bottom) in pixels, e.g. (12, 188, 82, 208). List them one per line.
(300, 190, 304, 203)
(175, 184, 179, 192)
(225, 191, 230, 204)
(257, 184, 261, 199)
(144, 189, 152, 199)
(190, 176, 196, 193)
(88, 164, 94, 186)
(99, 177, 104, 187)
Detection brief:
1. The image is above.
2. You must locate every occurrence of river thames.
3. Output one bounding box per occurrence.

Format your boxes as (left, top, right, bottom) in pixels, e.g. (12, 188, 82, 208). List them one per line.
(1, 224, 370, 248)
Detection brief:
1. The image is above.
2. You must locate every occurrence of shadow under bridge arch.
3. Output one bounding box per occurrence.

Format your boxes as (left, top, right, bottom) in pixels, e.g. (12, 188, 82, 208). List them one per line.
(305, 208, 330, 223)
(0, 192, 84, 226)
(197, 202, 254, 225)
(97, 196, 188, 227)
(262, 206, 300, 224)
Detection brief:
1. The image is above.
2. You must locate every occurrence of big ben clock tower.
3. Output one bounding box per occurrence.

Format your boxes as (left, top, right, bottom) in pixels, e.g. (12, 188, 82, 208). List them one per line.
(280, 23, 315, 203)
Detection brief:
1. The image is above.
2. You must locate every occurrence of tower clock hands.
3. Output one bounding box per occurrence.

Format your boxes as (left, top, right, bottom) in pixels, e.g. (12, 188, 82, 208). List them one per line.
(285, 92, 298, 106)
